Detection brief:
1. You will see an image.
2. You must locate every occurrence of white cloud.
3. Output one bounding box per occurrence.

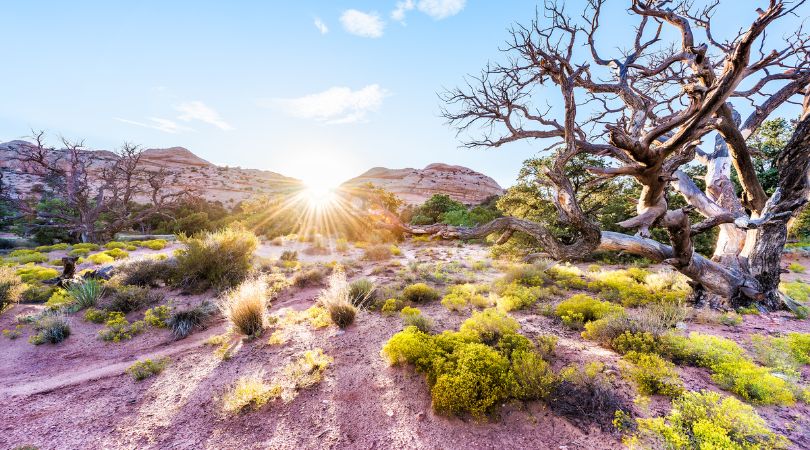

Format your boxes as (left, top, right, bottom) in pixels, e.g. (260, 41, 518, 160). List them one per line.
(392, 0, 465, 22)
(340, 10, 384, 38)
(175, 101, 234, 130)
(270, 84, 389, 124)
(114, 117, 191, 134)
(314, 17, 328, 34)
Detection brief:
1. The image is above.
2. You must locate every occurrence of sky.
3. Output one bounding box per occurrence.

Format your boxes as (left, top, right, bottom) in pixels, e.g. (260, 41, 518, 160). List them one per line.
(0, 1, 806, 188)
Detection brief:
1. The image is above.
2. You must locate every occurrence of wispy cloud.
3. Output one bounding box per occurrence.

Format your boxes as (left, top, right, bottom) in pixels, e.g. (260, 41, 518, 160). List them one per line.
(340, 10, 384, 38)
(314, 17, 328, 34)
(175, 101, 234, 130)
(392, 0, 465, 22)
(268, 84, 389, 124)
(114, 117, 191, 134)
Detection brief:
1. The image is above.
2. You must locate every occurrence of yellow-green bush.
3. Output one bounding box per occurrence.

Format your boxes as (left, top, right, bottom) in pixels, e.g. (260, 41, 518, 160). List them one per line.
(20, 284, 57, 303)
(441, 284, 485, 312)
(44, 288, 71, 310)
(459, 308, 519, 345)
(627, 390, 787, 449)
(498, 263, 550, 287)
(29, 312, 71, 345)
(780, 280, 810, 302)
(380, 298, 402, 316)
(132, 239, 168, 250)
(222, 371, 278, 413)
(68, 248, 91, 257)
(144, 305, 171, 328)
(587, 269, 689, 307)
(104, 248, 130, 260)
(621, 351, 683, 397)
(547, 264, 587, 289)
(510, 348, 556, 400)
(98, 312, 146, 342)
(612, 331, 658, 355)
(127, 357, 169, 381)
(659, 333, 795, 405)
(9, 249, 49, 264)
(174, 227, 259, 292)
(88, 252, 115, 265)
(104, 241, 137, 251)
(751, 332, 810, 379)
(555, 294, 623, 329)
(72, 243, 100, 251)
(84, 307, 109, 323)
(401, 283, 439, 303)
(35, 243, 70, 252)
(16, 265, 59, 282)
(0, 266, 24, 312)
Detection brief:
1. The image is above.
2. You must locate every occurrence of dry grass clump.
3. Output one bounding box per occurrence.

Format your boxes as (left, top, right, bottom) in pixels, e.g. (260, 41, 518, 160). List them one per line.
(292, 266, 328, 288)
(220, 277, 269, 337)
(363, 244, 392, 261)
(106, 285, 164, 313)
(115, 257, 176, 287)
(222, 371, 279, 413)
(317, 270, 357, 328)
(348, 278, 376, 308)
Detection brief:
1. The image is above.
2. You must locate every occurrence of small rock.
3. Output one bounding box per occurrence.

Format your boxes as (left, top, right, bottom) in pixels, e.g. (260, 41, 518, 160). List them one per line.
(386, 409, 394, 417)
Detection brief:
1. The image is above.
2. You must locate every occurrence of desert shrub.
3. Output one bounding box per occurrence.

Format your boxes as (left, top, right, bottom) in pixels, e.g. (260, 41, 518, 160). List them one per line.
(510, 349, 556, 400)
(348, 278, 376, 308)
(16, 265, 59, 282)
(659, 333, 795, 405)
(292, 266, 328, 288)
(547, 264, 587, 289)
(88, 252, 115, 265)
(66, 279, 105, 310)
(103, 241, 129, 250)
(317, 270, 357, 328)
(402, 310, 434, 333)
(628, 390, 788, 449)
(115, 258, 175, 287)
(68, 248, 91, 257)
(555, 294, 623, 329)
(441, 284, 485, 312)
(222, 371, 278, 413)
(9, 250, 48, 264)
(84, 308, 109, 323)
(144, 305, 171, 328)
(612, 331, 659, 355)
(98, 312, 146, 342)
(20, 284, 56, 303)
(28, 312, 71, 344)
(44, 288, 72, 310)
(107, 285, 163, 313)
(780, 280, 810, 302)
(401, 283, 439, 303)
(381, 298, 402, 316)
(221, 278, 268, 337)
(751, 332, 810, 379)
(35, 243, 69, 252)
(363, 244, 392, 261)
(279, 250, 298, 262)
(621, 351, 683, 397)
(788, 262, 806, 273)
(174, 227, 258, 292)
(335, 238, 349, 252)
(72, 243, 99, 251)
(459, 308, 520, 345)
(168, 301, 216, 339)
(127, 357, 169, 381)
(430, 343, 515, 418)
(0, 266, 24, 312)
(549, 362, 627, 430)
(103, 248, 130, 260)
(279, 348, 333, 398)
(495, 283, 545, 312)
(134, 239, 168, 250)
(587, 269, 689, 307)
(498, 262, 552, 287)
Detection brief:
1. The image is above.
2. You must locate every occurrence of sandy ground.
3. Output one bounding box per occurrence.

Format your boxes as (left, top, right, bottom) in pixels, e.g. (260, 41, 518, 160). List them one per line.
(1, 241, 809, 450)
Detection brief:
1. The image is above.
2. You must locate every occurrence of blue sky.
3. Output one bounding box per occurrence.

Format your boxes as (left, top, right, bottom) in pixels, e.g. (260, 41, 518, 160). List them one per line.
(1, 1, 806, 188)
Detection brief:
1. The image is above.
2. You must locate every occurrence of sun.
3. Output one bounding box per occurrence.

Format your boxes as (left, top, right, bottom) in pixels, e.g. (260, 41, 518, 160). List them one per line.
(301, 177, 338, 208)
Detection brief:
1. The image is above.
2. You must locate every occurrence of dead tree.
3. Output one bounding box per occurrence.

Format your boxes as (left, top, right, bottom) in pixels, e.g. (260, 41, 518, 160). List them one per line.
(11, 131, 192, 242)
(404, 0, 809, 309)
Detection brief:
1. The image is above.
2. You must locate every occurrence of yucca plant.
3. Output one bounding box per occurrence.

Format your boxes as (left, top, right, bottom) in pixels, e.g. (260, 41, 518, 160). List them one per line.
(66, 279, 105, 311)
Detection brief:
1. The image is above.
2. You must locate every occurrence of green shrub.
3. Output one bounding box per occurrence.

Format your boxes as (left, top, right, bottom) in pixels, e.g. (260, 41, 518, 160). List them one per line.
(88, 252, 115, 265)
(84, 308, 109, 323)
(104, 241, 137, 251)
(73, 243, 99, 251)
(659, 333, 795, 405)
(495, 283, 544, 312)
(629, 390, 788, 449)
(547, 264, 588, 289)
(221, 278, 268, 336)
(9, 250, 48, 264)
(612, 331, 659, 355)
(587, 269, 689, 307)
(0, 266, 24, 312)
(66, 279, 104, 310)
(144, 305, 171, 328)
(510, 349, 556, 400)
(135, 239, 168, 250)
(348, 278, 376, 308)
(115, 258, 175, 287)
(98, 312, 145, 342)
(555, 294, 623, 329)
(127, 357, 169, 381)
(16, 265, 59, 283)
(35, 243, 70, 252)
(788, 262, 806, 273)
(107, 285, 163, 313)
(621, 351, 683, 397)
(44, 288, 72, 310)
(168, 301, 216, 339)
(498, 262, 552, 287)
(174, 227, 258, 292)
(68, 248, 91, 257)
(402, 310, 434, 333)
(441, 284, 485, 312)
(779, 280, 810, 302)
(104, 248, 130, 260)
(459, 308, 519, 345)
(750, 332, 810, 379)
(20, 284, 56, 303)
(279, 250, 298, 262)
(401, 283, 439, 303)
